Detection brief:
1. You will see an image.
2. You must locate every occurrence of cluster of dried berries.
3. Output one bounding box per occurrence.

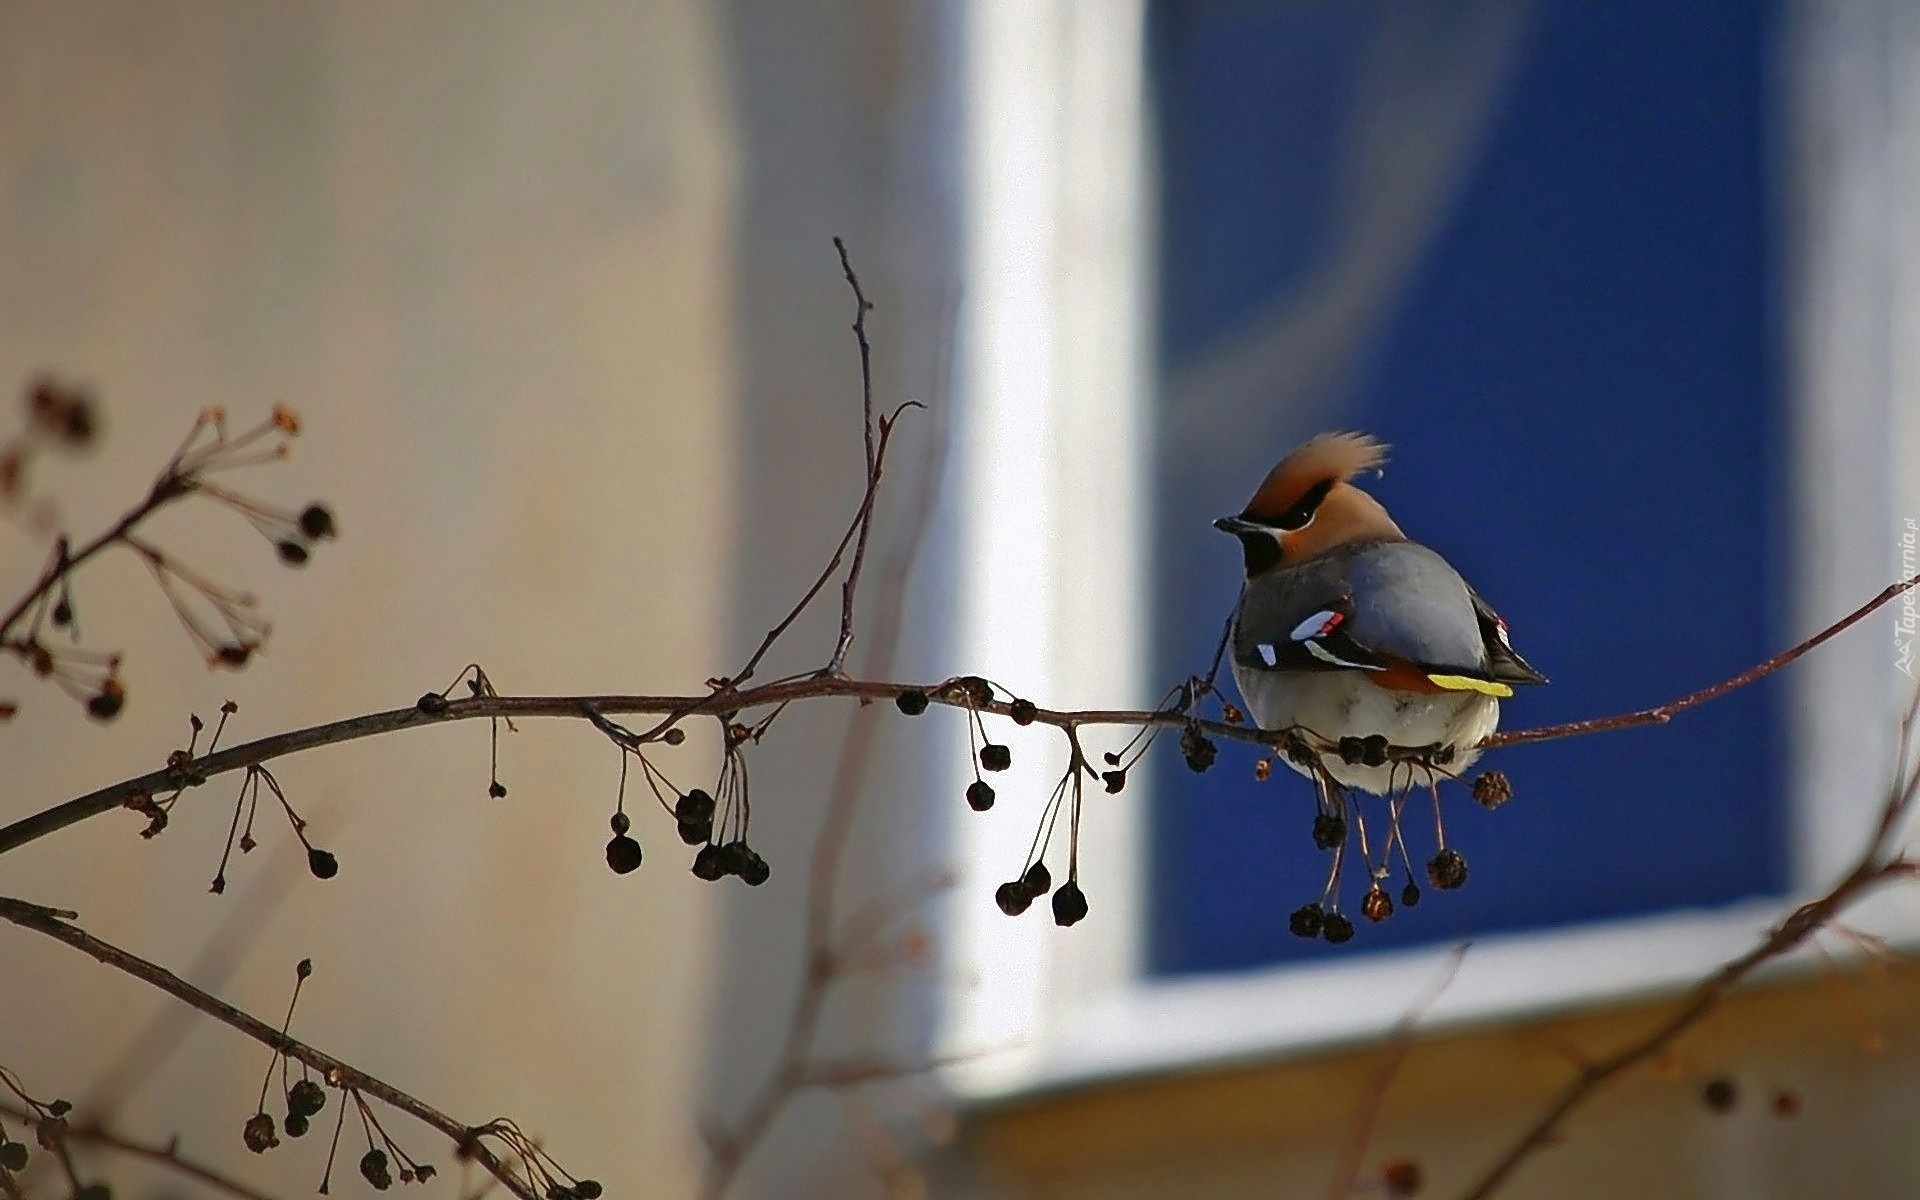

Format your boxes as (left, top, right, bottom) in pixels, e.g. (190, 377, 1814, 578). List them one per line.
(588, 720, 772, 888)
(241, 958, 393, 1188)
(208, 762, 338, 894)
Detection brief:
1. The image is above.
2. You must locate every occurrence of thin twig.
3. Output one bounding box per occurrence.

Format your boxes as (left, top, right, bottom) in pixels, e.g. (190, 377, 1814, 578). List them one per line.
(0, 899, 542, 1200)
(826, 235, 880, 678)
(1483, 574, 1920, 747)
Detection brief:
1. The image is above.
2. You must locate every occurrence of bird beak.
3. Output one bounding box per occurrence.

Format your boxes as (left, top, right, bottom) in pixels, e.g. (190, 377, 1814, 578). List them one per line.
(1212, 514, 1266, 537)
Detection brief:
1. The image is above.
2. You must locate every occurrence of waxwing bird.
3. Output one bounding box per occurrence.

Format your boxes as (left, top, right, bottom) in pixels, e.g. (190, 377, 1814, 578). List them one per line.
(1215, 432, 1545, 795)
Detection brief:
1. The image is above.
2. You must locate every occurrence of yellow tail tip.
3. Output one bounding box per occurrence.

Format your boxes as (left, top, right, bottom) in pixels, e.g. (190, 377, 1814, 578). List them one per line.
(1426, 674, 1514, 699)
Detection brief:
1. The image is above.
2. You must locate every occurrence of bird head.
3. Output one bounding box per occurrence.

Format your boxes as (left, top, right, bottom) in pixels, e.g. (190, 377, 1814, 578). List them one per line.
(1214, 431, 1404, 576)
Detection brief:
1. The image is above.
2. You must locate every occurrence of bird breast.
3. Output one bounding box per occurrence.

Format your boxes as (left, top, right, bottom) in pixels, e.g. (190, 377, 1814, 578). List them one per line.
(1232, 663, 1499, 794)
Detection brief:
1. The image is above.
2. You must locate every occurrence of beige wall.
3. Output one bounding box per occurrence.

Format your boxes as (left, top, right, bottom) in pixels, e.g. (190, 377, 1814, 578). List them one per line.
(1, 2, 739, 1194)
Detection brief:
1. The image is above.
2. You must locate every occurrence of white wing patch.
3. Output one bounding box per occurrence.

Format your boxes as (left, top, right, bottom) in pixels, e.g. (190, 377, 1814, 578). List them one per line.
(1289, 611, 1341, 642)
(1303, 639, 1379, 671)
(1257, 643, 1279, 667)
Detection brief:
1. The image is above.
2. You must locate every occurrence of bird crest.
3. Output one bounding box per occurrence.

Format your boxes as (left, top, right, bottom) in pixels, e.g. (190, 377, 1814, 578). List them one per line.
(1241, 431, 1389, 528)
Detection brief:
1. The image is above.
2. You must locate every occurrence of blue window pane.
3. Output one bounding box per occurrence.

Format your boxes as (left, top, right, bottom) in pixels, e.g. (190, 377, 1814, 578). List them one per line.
(1150, 0, 1786, 975)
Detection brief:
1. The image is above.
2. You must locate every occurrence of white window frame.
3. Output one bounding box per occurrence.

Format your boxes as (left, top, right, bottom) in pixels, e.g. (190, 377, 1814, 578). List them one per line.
(939, 0, 1920, 1096)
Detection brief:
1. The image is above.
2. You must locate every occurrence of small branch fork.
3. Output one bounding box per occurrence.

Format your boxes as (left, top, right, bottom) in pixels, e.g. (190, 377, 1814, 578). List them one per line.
(0, 898, 544, 1200)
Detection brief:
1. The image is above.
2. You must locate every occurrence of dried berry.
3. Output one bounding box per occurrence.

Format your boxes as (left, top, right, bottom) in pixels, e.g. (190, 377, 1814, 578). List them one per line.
(243, 1112, 279, 1154)
(1401, 881, 1422, 909)
(488, 781, 508, 799)
(979, 743, 1012, 772)
(87, 680, 124, 721)
(1772, 1090, 1801, 1118)
(965, 780, 996, 812)
(1322, 912, 1356, 944)
(300, 504, 336, 540)
(1337, 736, 1366, 765)
(994, 880, 1034, 917)
(51, 598, 72, 627)
(1253, 757, 1272, 782)
(360, 1148, 393, 1190)
(1362, 887, 1394, 923)
(1702, 1077, 1737, 1114)
(1360, 734, 1389, 767)
(894, 689, 930, 716)
(1288, 903, 1325, 939)
(676, 789, 716, 824)
(1021, 861, 1052, 896)
(1180, 724, 1217, 773)
(716, 841, 754, 877)
(1427, 849, 1467, 891)
(677, 817, 710, 846)
(0, 1140, 28, 1171)
(1009, 698, 1037, 725)
(288, 1079, 326, 1118)
(605, 834, 644, 875)
(276, 540, 310, 566)
(416, 692, 449, 715)
(1312, 812, 1346, 851)
(1051, 881, 1089, 927)
(738, 847, 771, 887)
(1101, 769, 1127, 794)
(284, 1113, 310, 1138)
(691, 844, 728, 881)
(307, 848, 339, 880)
(1472, 770, 1513, 809)
(1382, 1157, 1424, 1197)
(575, 1183, 603, 1200)
(610, 811, 631, 835)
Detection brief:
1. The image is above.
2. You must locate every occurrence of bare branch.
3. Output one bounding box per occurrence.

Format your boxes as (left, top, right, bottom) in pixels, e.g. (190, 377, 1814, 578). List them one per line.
(0, 899, 548, 1200)
(10, 560, 1915, 863)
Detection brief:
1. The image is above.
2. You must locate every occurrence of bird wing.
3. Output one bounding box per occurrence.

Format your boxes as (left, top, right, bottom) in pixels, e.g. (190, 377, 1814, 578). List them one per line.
(1464, 582, 1549, 685)
(1235, 542, 1527, 697)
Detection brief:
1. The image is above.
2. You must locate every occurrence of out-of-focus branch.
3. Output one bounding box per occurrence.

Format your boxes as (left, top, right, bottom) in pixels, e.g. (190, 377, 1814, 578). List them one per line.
(1455, 704, 1920, 1199)
(0, 394, 330, 719)
(0, 899, 546, 1200)
(0, 1097, 280, 1200)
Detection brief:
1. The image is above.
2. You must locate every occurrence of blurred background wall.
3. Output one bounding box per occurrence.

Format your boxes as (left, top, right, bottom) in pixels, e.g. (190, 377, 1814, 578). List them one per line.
(0, 1, 954, 1196)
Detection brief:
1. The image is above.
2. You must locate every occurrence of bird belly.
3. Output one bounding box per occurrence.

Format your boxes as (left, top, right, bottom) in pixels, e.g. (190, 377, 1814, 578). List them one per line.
(1231, 664, 1499, 794)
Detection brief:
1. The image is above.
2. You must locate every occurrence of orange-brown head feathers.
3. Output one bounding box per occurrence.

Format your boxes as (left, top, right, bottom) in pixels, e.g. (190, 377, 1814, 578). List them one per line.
(1214, 431, 1404, 575)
